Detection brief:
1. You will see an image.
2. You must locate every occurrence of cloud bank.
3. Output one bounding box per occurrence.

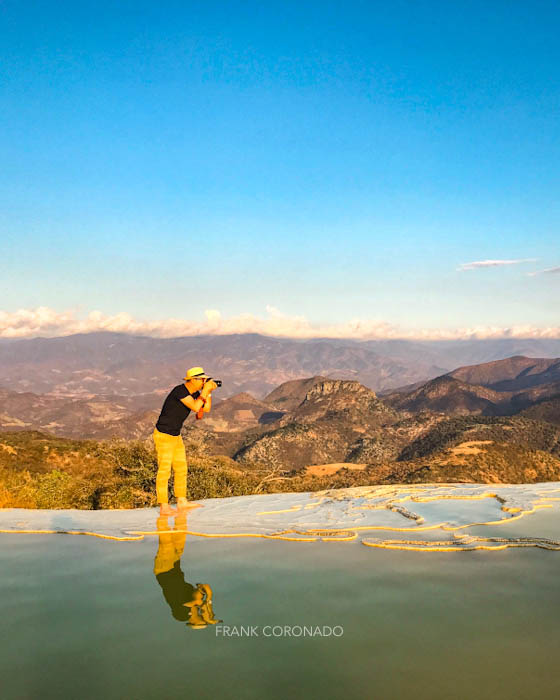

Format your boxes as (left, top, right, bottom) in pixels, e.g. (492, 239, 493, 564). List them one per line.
(457, 258, 537, 271)
(527, 266, 560, 277)
(1, 306, 559, 341)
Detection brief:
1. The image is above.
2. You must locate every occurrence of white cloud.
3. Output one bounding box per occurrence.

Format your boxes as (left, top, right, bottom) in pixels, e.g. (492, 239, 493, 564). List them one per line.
(527, 266, 560, 276)
(1, 306, 559, 340)
(457, 258, 538, 271)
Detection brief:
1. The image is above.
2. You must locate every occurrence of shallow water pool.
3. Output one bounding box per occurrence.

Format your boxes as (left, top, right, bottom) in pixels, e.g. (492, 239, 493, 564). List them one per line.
(1, 484, 559, 700)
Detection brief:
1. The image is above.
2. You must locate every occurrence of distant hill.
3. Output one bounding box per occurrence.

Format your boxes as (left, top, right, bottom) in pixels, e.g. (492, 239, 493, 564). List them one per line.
(234, 378, 403, 469)
(264, 376, 328, 411)
(509, 381, 560, 413)
(384, 375, 507, 415)
(447, 356, 560, 391)
(409, 338, 560, 368)
(0, 386, 159, 439)
(384, 356, 560, 418)
(282, 378, 398, 425)
(517, 396, 560, 426)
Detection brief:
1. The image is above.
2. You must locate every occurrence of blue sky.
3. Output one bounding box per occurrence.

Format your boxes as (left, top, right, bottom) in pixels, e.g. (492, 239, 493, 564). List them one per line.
(1, 0, 558, 338)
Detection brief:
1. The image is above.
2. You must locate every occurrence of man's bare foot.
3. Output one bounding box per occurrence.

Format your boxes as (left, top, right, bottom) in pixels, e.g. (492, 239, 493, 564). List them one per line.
(177, 498, 203, 511)
(159, 503, 176, 516)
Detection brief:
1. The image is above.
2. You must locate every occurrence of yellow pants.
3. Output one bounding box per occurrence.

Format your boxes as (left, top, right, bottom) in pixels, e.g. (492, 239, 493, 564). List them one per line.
(153, 514, 187, 575)
(153, 428, 187, 504)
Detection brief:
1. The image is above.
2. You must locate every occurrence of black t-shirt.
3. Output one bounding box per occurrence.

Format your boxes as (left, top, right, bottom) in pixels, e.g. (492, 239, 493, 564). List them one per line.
(155, 384, 200, 436)
(155, 561, 197, 622)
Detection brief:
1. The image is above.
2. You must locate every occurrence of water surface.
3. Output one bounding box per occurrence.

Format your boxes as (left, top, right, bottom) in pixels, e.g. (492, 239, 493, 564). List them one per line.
(1, 485, 559, 700)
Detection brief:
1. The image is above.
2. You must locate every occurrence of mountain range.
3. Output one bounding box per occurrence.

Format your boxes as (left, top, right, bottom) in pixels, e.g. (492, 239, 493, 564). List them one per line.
(384, 356, 560, 416)
(2, 331, 560, 399)
(2, 352, 560, 441)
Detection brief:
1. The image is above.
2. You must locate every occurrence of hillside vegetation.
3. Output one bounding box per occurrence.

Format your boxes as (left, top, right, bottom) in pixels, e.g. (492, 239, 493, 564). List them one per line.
(2, 426, 560, 510)
(398, 415, 560, 461)
(0, 432, 260, 509)
(0, 431, 396, 509)
(381, 442, 560, 484)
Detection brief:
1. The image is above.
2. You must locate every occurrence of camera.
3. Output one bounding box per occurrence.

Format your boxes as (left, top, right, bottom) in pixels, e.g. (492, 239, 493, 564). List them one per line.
(207, 378, 222, 387)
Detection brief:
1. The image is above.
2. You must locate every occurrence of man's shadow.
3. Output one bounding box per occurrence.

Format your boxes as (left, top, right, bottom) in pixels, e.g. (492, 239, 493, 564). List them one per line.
(153, 514, 222, 629)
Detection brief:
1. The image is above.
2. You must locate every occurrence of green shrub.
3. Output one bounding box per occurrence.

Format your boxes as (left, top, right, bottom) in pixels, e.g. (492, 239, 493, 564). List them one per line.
(33, 470, 75, 509)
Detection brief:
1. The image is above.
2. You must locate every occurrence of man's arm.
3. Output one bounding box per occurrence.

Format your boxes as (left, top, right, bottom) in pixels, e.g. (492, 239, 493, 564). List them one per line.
(180, 394, 205, 412)
(203, 395, 212, 413)
(179, 380, 217, 413)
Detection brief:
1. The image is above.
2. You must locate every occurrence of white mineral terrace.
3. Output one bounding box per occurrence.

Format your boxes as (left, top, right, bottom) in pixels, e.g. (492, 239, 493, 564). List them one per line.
(1, 482, 560, 552)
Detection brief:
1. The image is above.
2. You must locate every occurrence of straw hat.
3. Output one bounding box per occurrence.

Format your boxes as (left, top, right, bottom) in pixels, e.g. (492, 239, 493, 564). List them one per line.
(183, 366, 210, 381)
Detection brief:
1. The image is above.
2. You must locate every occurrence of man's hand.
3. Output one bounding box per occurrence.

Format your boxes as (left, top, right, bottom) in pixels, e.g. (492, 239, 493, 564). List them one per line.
(201, 379, 218, 397)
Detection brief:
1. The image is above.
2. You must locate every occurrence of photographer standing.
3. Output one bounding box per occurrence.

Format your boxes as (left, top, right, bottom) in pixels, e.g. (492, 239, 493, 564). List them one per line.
(153, 367, 218, 516)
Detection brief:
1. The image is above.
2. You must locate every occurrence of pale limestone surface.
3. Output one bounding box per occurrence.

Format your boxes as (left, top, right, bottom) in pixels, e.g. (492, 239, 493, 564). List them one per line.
(1, 482, 560, 551)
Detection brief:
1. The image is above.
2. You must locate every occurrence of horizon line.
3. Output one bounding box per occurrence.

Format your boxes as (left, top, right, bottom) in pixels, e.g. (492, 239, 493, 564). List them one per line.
(1, 306, 560, 341)
(2, 329, 560, 344)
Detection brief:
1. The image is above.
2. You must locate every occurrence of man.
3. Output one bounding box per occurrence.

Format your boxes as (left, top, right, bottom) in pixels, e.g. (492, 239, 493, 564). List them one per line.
(153, 367, 218, 515)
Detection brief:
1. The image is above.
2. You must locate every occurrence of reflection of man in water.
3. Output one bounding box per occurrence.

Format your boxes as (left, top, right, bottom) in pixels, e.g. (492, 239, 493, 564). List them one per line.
(153, 514, 221, 629)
